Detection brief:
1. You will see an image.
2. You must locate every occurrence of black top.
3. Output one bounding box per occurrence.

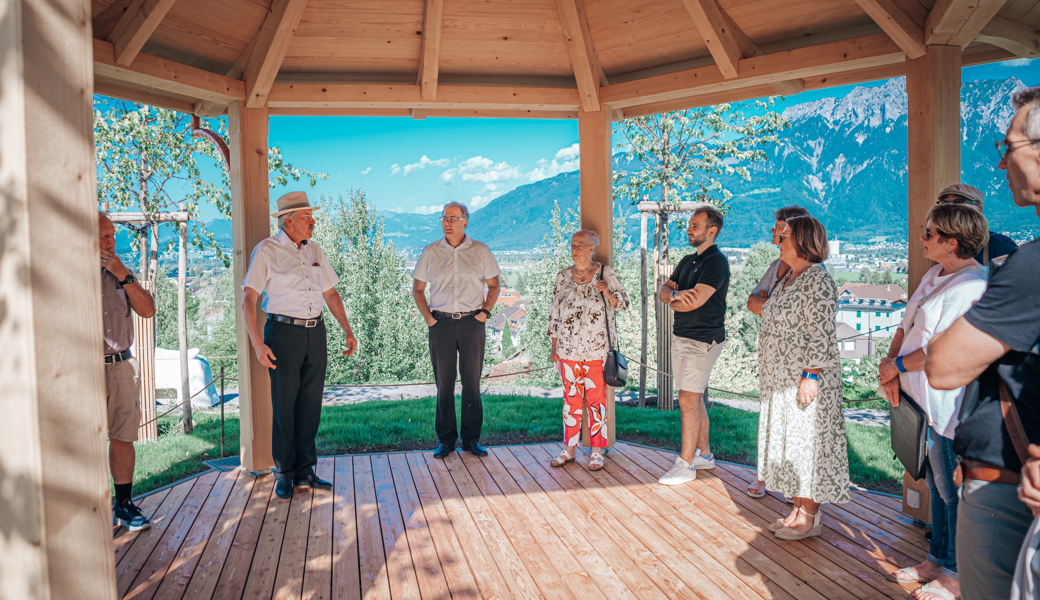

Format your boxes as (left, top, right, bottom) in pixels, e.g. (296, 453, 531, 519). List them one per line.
(953, 238, 1040, 471)
(974, 230, 1018, 266)
(669, 245, 730, 344)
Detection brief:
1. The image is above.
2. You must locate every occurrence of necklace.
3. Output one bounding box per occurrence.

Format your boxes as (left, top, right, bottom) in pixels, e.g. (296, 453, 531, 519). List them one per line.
(573, 261, 596, 280)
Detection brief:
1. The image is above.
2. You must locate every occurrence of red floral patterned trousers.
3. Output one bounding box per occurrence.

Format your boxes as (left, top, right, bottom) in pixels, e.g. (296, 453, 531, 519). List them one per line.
(558, 359, 608, 448)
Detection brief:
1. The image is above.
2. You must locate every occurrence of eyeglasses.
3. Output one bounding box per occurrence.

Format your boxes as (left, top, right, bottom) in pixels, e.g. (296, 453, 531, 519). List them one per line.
(440, 216, 466, 223)
(570, 244, 590, 250)
(995, 138, 1040, 160)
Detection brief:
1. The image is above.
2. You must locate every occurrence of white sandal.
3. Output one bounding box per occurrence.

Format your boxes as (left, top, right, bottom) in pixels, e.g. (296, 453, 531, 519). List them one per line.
(775, 506, 823, 540)
(550, 448, 575, 467)
(589, 451, 605, 471)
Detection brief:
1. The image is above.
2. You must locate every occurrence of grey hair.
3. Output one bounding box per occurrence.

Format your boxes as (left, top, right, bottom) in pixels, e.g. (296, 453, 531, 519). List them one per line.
(98, 210, 111, 222)
(1013, 86, 1040, 142)
(574, 229, 600, 251)
(442, 201, 469, 219)
(277, 213, 290, 230)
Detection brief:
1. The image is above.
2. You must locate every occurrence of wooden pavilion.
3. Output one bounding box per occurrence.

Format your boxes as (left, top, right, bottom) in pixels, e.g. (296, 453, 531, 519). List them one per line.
(3, 0, 1037, 596)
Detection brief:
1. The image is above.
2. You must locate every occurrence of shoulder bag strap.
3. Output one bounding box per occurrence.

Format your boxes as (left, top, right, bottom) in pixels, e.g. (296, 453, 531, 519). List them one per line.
(999, 378, 1031, 464)
(598, 265, 616, 350)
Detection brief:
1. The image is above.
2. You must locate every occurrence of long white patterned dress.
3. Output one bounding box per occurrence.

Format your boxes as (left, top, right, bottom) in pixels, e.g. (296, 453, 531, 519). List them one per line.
(757, 263, 851, 504)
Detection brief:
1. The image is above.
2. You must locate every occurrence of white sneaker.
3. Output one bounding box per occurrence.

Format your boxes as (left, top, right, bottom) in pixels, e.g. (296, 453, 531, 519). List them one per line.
(658, 457, 696, 485)
(693, 454, 715, 470)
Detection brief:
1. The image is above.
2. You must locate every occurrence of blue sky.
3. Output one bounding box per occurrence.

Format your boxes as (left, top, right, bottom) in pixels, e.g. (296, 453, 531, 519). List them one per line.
(175, 58, 1040, 221)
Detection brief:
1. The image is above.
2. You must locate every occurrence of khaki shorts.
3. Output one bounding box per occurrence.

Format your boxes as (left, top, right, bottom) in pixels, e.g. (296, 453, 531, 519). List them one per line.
(671, 336, 725, 393)
(106, 357, 141, 442)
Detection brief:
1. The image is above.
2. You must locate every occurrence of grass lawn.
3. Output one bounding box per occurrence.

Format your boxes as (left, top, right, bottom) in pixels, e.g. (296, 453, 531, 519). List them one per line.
(129, 394, 904, 498)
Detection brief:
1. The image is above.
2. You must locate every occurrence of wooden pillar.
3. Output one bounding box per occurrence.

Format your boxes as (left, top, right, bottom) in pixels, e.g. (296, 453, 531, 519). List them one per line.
(578, 106, 616, 447)
(0, 0, 118, 594)
(229, 102, 275, 472)
(906, 45, 961, 295)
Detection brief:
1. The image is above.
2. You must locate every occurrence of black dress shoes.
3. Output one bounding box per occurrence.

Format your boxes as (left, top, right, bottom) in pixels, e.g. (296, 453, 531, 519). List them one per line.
(433, 442, 455, 459)
(295, 473, 333, 490)
(462, 442, 489, 457)
(275, 477, 294, 499)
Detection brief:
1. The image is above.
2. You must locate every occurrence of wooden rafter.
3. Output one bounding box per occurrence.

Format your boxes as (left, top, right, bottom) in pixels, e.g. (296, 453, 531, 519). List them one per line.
(193, 28, 262, 117)
(717, 6, 804, 96)
(925, 0, 1005, 47)
(854, 0, 926, 59)
(418, 0, 444, 101)
(555, 0, 606, 112)
(266, 83, 582, 111)
(270, 107, 581, 119)
(243, 0, 310, 108)
(106, 0, 179, 65)
(412, 108, 428, 119)
(93, 39, 245, 103)
(682, 0, 743, 79)
(95, 77, 198, 114)
(977, 15, 1040, 58)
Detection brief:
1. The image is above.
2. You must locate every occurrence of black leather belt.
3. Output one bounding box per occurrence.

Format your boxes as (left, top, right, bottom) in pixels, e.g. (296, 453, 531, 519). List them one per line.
(104, 348, 133, 364)
(268, 314, 322, 328)
(432, 309, 480, 320)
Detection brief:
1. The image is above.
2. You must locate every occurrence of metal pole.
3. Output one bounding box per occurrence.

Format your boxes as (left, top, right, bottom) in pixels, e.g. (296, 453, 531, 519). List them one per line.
(639, 207, 648, 408)
(178, 203, 193, 433)
(220, 365, 225, 458)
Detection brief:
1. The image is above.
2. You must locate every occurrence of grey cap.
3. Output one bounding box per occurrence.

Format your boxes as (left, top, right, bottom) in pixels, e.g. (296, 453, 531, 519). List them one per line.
(937, 183, 985, 208)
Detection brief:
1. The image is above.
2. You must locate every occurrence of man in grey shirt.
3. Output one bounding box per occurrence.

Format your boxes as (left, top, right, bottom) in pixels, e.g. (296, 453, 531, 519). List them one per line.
(412, 202, 501, 459)
(99, 211, 156, 531)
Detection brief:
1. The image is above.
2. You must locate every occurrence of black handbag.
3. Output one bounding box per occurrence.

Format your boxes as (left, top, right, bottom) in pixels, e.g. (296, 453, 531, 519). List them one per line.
(598, 265, 628, 387)
(891, 389, 928, 480)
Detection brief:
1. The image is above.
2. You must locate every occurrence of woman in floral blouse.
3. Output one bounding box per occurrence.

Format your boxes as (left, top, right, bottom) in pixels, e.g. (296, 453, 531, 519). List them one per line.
(547, 230, 630, 470)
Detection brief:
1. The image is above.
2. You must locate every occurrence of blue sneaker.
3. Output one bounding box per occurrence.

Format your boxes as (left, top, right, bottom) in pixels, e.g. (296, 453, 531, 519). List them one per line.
(113, 499, 151, 531)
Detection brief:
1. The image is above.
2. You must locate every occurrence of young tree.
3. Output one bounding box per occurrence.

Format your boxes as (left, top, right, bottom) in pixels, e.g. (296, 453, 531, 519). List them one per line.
(501, 318, 514, 358)
(94, 99, 326, 280)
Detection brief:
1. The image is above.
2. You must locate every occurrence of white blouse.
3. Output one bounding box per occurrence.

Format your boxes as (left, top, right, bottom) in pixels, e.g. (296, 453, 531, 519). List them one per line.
(547, 264, 630, 362)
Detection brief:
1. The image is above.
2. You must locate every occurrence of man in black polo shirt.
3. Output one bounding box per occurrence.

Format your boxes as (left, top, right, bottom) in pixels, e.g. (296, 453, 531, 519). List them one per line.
(926, 86, 1040, 600)
(656, 205, 730, 485)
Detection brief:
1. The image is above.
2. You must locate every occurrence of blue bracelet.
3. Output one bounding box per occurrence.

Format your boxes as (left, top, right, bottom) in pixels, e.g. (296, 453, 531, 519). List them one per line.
(801, 371, 818, 380)
(896, 356, 907, 373)
(671, 290, 677, 300)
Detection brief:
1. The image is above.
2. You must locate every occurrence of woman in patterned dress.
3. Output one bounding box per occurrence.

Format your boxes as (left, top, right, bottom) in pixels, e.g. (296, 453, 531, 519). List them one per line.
(757, 215, 851, 541)
(546, 230, 629, 471)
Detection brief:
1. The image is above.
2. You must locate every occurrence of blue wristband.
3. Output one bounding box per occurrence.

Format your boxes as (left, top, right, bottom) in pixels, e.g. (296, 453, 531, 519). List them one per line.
(801, 371, 818, 380)
(895, 356, 907, 373)
(671, 290, 677, 300)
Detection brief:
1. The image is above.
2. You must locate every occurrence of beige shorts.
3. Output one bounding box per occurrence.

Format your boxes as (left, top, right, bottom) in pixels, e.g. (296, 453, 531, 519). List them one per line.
(106, 357, 141, 442)
(671, 336, 725, 393)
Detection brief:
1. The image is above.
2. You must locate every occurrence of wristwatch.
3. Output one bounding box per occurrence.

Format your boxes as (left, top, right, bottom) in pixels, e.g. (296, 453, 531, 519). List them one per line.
(119, 273, 137, 287)
(478, 308, 491, 319)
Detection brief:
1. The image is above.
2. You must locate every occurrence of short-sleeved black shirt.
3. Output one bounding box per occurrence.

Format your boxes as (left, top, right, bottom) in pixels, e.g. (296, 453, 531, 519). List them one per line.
(669, 245, 730, 344)
(974, 230, 1018, 266)
(953, 238, 1040, 471)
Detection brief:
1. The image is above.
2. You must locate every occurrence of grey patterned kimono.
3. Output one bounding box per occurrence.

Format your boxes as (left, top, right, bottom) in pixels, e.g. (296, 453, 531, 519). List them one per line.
(757, 263, 851, 504)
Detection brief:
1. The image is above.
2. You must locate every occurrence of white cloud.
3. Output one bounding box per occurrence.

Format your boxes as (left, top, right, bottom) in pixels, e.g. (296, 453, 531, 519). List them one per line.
(469, 183, 507, 209)
(1000, 58, 1033, 68)
(528, 143, 580, 182)
(412, 204, 444, 215)
(402, 155, 451, 176)
(441, 155, 523, 185)
(390, 164, 401, 175)
(360, 167, 372, 175)
(554, 143, 580, 162)
(440, 171, 456, 184)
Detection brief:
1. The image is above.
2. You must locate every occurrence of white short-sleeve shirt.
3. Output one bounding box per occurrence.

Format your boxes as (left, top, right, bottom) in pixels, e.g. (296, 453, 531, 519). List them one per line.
(413, 236, 500, 312)
(897, 263, 987, 439)
(242, 229, 340, 319)
(751, 258, 785, 298)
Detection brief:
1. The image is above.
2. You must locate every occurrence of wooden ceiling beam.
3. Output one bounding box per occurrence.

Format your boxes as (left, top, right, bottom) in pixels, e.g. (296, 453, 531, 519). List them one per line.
(93, 38, 245, 103)
(717, 6, 804, 95)
(242, 0, 309, 108)
(601, 33, 904, 108)
(682, 0, 743, 79)
(555, 0, 606, 111)
(925, 0, 1005, 47)
(266, 83, 582, 110)
(94, 77, 199, 114)
(418, 0, 443, 101)
(854, 0, 926, 58)
(976, 15, 1040, 58)
(412, 108, 428, 120)
(268, 107, 580, 119)
(106, 0, 179, 66)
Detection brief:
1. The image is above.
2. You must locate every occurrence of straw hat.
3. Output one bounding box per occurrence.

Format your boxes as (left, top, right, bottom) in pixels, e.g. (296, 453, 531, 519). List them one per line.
(271, 191, 322, 218)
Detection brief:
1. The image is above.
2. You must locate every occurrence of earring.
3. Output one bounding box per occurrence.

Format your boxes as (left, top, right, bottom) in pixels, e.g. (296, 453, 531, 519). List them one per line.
(947, 252, 952, 257)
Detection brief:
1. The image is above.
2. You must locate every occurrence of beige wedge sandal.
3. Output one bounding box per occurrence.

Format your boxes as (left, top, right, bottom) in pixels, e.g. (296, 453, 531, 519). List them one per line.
(775, 506, 822, 540)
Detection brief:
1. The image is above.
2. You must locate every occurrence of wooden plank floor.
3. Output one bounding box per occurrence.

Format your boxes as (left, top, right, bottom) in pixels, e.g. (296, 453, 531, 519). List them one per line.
(115, 443, 928, 600)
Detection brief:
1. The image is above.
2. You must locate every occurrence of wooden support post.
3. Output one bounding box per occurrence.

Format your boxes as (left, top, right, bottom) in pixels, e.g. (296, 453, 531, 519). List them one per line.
(578, 106, 615, 447)
(178, 203, 193, 432)
(0, 0, 118, 594)
(229, 102, 275, 472)
(906, 45, 961, 295)
(639, 210, 649, 408)
(657, 214, 674, 410)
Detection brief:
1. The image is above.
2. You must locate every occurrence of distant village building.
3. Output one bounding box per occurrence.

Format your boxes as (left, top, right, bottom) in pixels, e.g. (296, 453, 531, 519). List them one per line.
(836, 322, 874, 361)
(836, 283, 907, 338)
(488, 303, 527, 352)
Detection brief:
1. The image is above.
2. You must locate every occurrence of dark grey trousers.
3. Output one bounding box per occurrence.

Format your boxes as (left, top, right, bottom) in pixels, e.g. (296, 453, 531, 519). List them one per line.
(264, 318, 327, 481)
(428, 315, 485, 447)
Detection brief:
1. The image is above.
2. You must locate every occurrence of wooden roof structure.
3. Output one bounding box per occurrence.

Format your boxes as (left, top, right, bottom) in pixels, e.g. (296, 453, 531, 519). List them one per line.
(4, 0, 1037, 597)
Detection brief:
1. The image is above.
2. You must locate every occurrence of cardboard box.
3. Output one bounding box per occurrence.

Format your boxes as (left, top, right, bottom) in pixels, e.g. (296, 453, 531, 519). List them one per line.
(902, 470, 932, 526)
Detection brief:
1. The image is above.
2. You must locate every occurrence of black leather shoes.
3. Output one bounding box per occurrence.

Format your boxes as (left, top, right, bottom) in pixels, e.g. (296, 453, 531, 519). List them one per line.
(275, 478, 294, 499)
(462, 442, 489, 457)
(433, 442, 455, 459)
(294, 473, 333, 490)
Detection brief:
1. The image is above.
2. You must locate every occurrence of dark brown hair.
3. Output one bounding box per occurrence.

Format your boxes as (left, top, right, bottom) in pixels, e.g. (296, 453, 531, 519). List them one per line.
(785, 215, 829, 263)
(692, 205, 724, 237)
(774, 205, 809, 222)
(926, 203, 990, 259)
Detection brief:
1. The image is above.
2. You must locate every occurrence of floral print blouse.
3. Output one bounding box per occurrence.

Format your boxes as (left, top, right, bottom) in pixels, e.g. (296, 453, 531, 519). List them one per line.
(547, 264, 630, 362)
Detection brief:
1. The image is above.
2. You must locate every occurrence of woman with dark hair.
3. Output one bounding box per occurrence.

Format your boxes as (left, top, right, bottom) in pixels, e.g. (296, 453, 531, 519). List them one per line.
(757, 215, 850, 541)
(746, 205, 810, 498)
(880, 203, 989, 600)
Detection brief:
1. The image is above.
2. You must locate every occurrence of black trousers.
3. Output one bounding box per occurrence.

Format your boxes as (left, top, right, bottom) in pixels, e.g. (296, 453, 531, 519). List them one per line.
(428, 315, 485, 446)
(264, 318, 327, 481)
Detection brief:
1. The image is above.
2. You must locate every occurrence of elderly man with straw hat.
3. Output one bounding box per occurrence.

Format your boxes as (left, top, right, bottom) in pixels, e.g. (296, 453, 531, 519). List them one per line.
(242, 191, 358, 500)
